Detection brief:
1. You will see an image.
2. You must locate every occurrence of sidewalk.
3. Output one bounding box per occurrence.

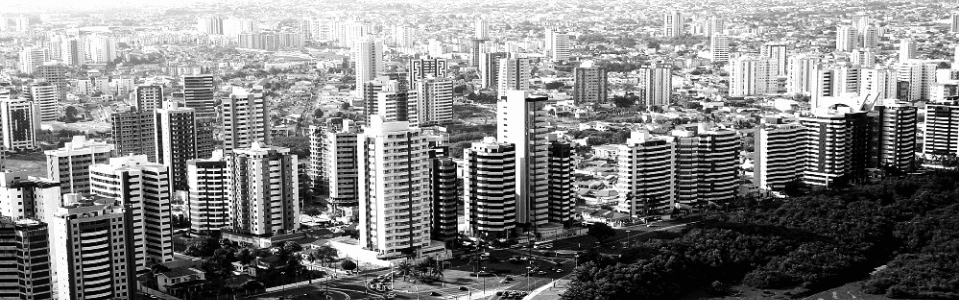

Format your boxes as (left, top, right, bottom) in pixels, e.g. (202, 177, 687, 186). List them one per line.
(524, 278, 570, 300)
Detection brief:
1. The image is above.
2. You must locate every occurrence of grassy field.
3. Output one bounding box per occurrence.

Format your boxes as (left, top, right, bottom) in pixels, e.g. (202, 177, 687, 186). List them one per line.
(5, 152, 47, 178)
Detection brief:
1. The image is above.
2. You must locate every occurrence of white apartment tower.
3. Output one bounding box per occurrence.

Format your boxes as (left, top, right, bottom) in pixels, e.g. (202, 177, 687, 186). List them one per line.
(729, 55, 777, 97)
(18, 47, 47, 75)
(309, 121, 360, 209)
(0, 96, 41, 151)
(355, 37, 385, 98)
(662, 10, 683, 38)
(223, 87, 269, 150)
(187, 156, 228, 235)
(899, 39, 917, 61)
(895, 60, 937, 101)
(463, 139, 517, 238)
(357, 118, 430, 257)
(753, 119, 805, 192)
(226, 143, 300, 236)
(51, 195, 135, 300)
(155, 107, 199, 192)
(860, 67, 898, 100)
(45, 136, 114, 194)
(28, 83, 59, 122)
(497, 91, 549, 227)
(639, 65, 673, 110)
(90, 155, 174, 271)
(868, 100, 918, 173)
(922, 100, 959, 167)
(614, 132, 676, 216)
(787, 54, 821, 95)
(761, 43, 789, 76)
(409, 78, 454, 127)
(709, 34, 730, 63)
(836, 26, 858, 52)
(671, 124, 740, 207)
(496, 55, 531, 97)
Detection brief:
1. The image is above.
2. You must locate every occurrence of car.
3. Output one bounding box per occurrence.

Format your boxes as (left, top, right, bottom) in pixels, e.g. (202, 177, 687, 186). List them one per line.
(496, 291, 503, 296)
(537, 271, 547, 275)
(505, 276, 514, 281)
(459, 286, 469, 291)
(556, 269, 564, 273)
(430, 292, 441, 296)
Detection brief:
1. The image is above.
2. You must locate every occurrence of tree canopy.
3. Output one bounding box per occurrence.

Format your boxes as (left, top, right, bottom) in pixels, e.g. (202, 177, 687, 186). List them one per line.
(563, 172, 959, 300)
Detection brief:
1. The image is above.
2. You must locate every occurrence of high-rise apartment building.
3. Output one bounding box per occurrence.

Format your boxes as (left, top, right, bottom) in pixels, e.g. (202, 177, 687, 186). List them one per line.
(182, 75, 215, 117)
(860, 67, 898, 100)
(27, 83, 59, 122)
(154, 107, 199, 192)
(475, 19, 489, 40)
(182, 75, 216, 159)
(787, 54, 821, 95)
(223, 87, 269, 150)
(496, 55, 531, 97)
(638, 65, 672, 109)
(860, 26, 880, 50)
(709, 34, 730, 63)
(895, 60, 937, 101)
(671, 124, 740, 207)
(135, 85, 164, 113)
(225, 143, 299, 236)
(662, 10, 683, 38)
(547, 31, 571, 62)
(800, 108, 870, 187)
(90, 155, 173, 270)
(45, 136, 114, 194)
(730, 55, 778, 97)
(357, 118, 430, 257)
(761, 43, 789, 76)
(355, 37, 384, 98)
(922, 100, 959, 168)
(705, 16, 724, 36)
(309, 120, 359, 210)
(614, 132, 676, 216)
(408, 57, 448, 82)
(51, 195, 135, 300)
(187, 156, 228, 235)
(428, 146, 457, 241)
(753, 119, 805, 192)
(952, 14, 959, 33)
(0, 219, 53, 300)
(867, 99, 917, 173)
(547, 141, 573, 222)
(60, 38, 83, 66)
(0, 171, 59, 221)
(18, 47, 47, 75)
(836, 26, 858, 52)
(480, 52, 508, 89)
(464, 139, 516, 238)
(0, 96, 40, 151)
(35, 62, 69, 100)
(849, 48, 876, 67)
(898, 39, 917, 61)
(111, 109, 156, 160)
(572, 62, 608, 104)
(409, 78, 454, 127)
(197, 16, 224, 35)
(497, 91, 549, 227)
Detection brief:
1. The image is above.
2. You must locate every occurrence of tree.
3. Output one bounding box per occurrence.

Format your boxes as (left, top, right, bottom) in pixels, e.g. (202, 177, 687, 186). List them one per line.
(340, 102, 350, 111)
(611, 94, 639, 108)
(545, 81, 566, 90)
(340, 259, 357, 271)
(313, 108, 324, 119)
(587, 223, 616, 243)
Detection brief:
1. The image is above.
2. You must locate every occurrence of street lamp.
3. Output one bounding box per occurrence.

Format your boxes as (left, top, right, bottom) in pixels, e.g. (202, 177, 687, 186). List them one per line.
(574, 254, 579, 269)
(482, 266, 487, 294)
(526, 266, 533, 292)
